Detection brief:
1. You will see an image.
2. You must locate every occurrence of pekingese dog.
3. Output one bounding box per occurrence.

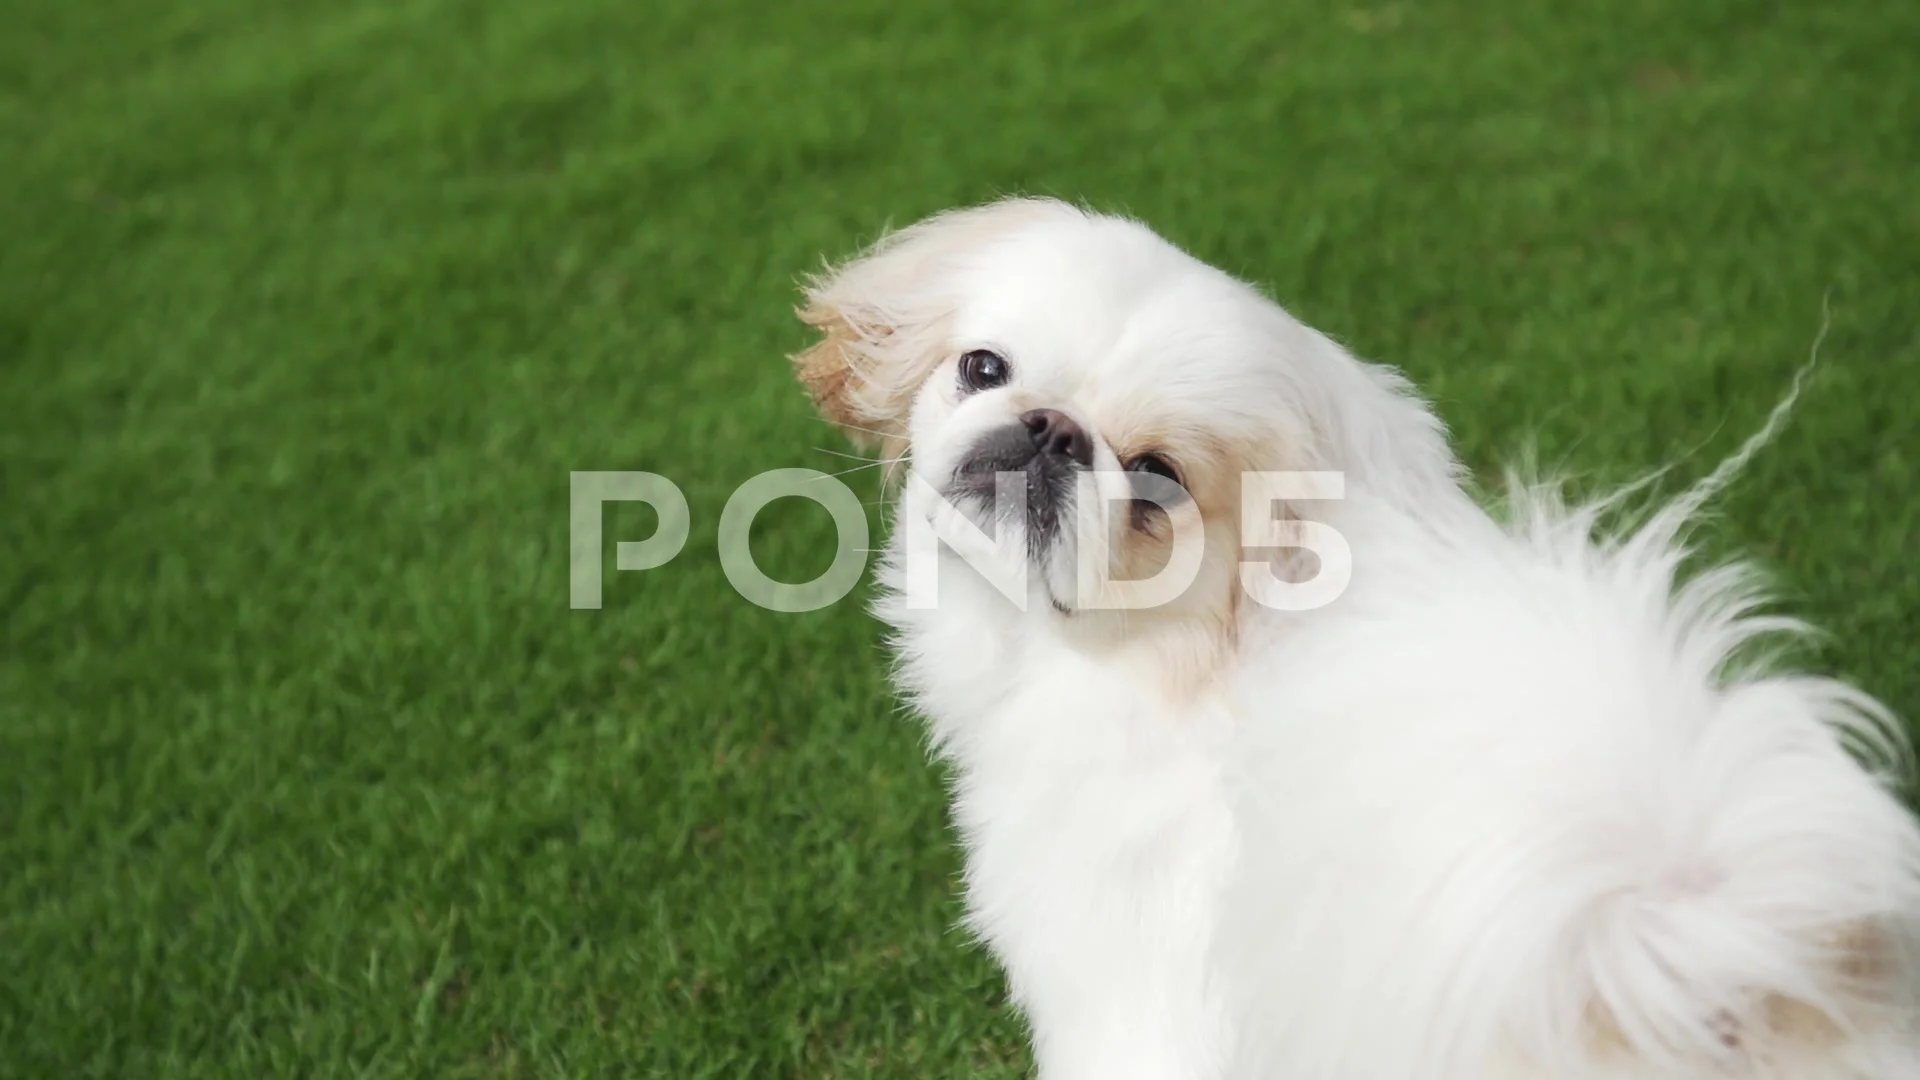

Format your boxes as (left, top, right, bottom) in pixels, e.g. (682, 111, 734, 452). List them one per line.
(788, 198, 1920, 1079)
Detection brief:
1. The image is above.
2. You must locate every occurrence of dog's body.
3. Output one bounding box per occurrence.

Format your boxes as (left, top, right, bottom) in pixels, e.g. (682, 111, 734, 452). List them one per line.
(1217, 490, 1920, 1079)
(791, 198, 1920, 1078)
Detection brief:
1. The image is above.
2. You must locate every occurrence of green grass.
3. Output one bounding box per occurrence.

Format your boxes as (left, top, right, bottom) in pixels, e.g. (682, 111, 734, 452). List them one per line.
(3, 0, 1917, 1075)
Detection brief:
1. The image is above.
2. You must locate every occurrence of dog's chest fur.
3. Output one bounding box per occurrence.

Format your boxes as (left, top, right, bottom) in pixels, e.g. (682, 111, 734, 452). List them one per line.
(878, 553, 1239, 1080)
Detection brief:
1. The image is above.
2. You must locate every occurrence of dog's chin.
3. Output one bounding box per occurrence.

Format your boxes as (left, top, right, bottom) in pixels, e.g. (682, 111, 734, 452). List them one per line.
(1033, 542, 1081, 616)
(936, 476, 1090, 618)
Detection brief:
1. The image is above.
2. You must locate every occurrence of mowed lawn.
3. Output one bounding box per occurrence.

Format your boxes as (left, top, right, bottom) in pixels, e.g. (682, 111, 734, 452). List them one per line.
(3, 0, 1916, 1076)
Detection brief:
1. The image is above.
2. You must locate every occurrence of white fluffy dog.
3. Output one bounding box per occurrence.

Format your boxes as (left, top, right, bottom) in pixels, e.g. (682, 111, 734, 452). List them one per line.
(789, 198, 1920, 1079)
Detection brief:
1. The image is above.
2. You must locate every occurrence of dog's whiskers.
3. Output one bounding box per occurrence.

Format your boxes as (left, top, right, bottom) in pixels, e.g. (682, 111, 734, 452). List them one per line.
(807, 458, 909, 481)
(811, 446, 895, 464)
(807, 442, 910, 487)
(812, 416, 899, 443)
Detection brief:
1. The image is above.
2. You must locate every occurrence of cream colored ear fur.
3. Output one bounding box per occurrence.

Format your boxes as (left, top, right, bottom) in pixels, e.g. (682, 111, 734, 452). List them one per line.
(790, 197, 1080, 449)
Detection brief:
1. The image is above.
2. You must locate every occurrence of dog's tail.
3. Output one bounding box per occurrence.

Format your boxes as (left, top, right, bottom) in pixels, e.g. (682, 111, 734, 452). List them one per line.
(1501, 643, 1920, 1077)
(1223, 307, 1920, 1078)
(1497, 310, 1920, 1076)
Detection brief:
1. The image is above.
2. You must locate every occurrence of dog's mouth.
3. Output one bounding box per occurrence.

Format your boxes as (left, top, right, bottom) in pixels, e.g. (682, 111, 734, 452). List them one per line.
(948, 423, 1085, 560)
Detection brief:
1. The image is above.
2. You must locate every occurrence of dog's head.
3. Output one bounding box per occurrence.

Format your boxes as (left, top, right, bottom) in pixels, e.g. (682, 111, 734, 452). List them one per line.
(794, 198, 1459, 638)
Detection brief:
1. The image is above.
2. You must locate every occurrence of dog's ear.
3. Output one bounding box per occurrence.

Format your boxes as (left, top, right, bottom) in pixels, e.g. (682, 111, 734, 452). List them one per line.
(792, 292, 908, 448)
(792, 198, 1074, 448)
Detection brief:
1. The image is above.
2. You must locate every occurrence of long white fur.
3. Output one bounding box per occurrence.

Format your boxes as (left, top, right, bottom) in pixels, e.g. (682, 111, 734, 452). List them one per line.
(1220, 484, 1920, 1079)
(801, 198, 1920, 1079)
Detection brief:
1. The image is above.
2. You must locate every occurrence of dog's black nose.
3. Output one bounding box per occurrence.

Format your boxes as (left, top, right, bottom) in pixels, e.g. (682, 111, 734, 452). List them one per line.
(1020, 409, 1092, 468)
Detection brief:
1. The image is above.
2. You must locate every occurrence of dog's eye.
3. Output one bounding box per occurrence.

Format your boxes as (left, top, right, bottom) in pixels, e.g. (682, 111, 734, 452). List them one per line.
(1124, 452, 1186, 528)
(1125, 453, 1180, 485)
(958, 349, 1011, 393)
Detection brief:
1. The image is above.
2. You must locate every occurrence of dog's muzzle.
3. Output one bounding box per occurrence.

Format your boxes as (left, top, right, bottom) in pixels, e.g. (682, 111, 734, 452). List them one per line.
(949, 409, 1092, 552)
